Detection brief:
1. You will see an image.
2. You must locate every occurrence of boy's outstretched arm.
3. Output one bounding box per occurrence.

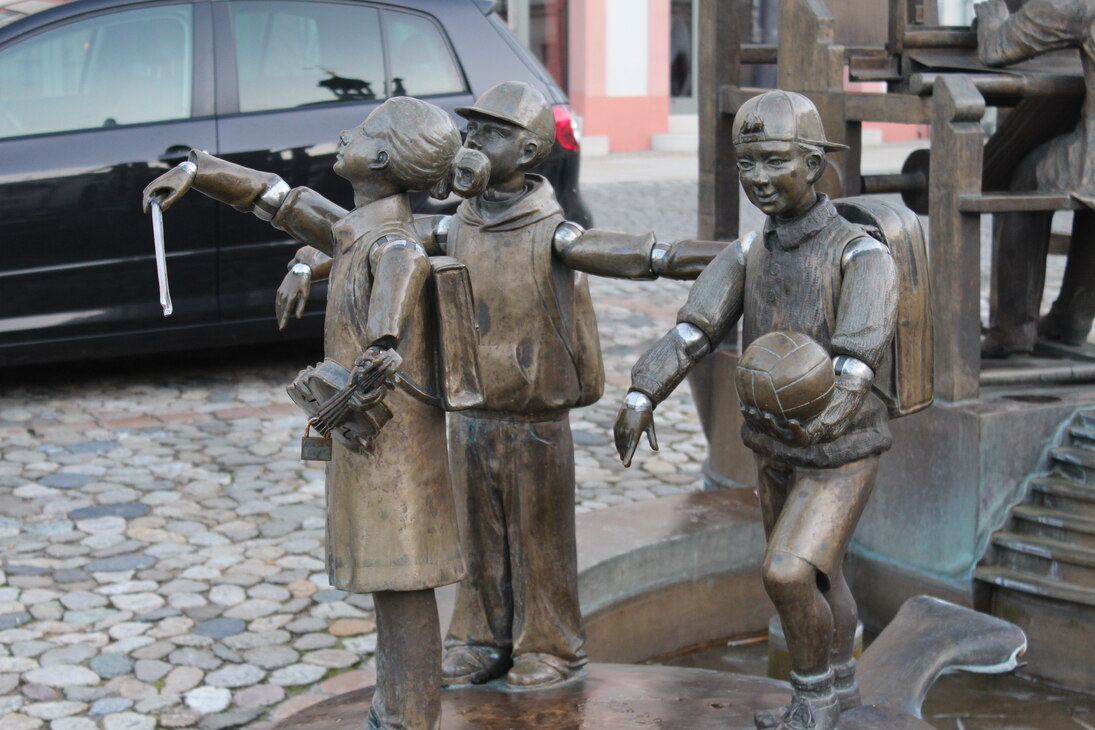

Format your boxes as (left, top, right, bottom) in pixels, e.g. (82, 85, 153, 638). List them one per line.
(614, 236, 750, 465)
(552, 223, 732, 281)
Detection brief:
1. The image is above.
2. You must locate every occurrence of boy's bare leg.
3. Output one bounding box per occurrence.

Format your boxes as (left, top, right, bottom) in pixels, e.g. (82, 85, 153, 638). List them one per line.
(826, 565, 862, 710)
(370, 589, 441, 730)
(765, 550, 834, 676)
(753, 456, 878, 730)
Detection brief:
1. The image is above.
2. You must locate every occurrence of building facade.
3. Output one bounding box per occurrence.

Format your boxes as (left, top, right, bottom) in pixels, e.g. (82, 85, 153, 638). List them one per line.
(500, 0, 977, 154)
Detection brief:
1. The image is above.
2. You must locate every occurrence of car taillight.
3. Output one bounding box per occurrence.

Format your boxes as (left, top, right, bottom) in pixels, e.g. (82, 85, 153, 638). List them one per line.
(553, 104, 580, 151)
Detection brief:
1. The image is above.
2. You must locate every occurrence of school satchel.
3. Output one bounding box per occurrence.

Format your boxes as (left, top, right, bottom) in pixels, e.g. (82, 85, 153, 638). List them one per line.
(429, 256, 485, 411)
(835, 196, 934, 417)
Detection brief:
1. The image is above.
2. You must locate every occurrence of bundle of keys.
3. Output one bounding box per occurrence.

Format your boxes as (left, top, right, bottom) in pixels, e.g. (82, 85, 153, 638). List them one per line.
(288, 349, 402, 460)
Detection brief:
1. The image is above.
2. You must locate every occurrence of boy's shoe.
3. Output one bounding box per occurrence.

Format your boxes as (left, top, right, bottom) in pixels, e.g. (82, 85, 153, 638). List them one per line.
(754, 669, 840, 730)
(833, 659, 861, 712)
(506, 652, 579, 689)
(981, 327, 1033, 358)
(441, 645, 510, 686)
(1039, 309, 1092, 346)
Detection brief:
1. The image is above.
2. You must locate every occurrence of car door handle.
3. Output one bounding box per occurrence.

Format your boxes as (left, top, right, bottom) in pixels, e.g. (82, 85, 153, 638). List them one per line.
(157, 146, 193, 164)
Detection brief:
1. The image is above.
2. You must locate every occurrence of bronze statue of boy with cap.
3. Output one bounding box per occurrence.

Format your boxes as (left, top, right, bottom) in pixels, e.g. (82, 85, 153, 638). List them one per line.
(275, 80, 720, 691)
(615, 90, 900, 730)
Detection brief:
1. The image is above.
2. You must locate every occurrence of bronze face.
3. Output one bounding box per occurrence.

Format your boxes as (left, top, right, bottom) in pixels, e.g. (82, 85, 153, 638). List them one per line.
(334, 118, 384, 183)
(464, 113, 543, 190)
(735, 140, 822, 218)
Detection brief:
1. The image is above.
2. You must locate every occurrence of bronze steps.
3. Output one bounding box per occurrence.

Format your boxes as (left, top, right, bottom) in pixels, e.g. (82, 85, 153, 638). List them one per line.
(1010, 504, 1095, 549)
(974, 407, 1095, 691)
(989, 532, 1095, 589)
(1049, 446, 1095, 484)
(975, 565, 1095, 609)
(1029, 475, 1095, 518)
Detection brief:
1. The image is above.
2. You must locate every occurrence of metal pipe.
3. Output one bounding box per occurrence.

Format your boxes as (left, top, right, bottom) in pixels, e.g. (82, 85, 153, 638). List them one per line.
(741, 44, 777, 65)
(861, 172, 926, 195)
(740, 44, 886, 65)
(902, 28, 977, 49)
(980, 363, 1095, 386)
(910, 73, 1084, 98)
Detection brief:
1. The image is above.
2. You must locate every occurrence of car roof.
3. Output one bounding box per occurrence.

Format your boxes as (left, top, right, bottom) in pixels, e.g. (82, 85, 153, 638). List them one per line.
(0, 0, 75, 29)
(1, 0, 495, 33)
(0, 0, 564, 102)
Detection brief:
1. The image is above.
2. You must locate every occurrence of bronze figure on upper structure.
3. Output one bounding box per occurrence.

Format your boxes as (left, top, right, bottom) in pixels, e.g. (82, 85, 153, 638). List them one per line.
(275, 80, 722, 694)
(614, 90, 929, 730)
(977, 0, 1095, 356)
(143, 97, 473, 730)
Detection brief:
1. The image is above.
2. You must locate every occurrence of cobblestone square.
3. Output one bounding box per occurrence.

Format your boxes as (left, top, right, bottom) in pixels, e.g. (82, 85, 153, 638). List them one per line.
(0, 180, 714, 729)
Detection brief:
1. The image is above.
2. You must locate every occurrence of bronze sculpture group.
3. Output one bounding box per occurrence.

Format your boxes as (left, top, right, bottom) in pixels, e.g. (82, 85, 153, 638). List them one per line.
(139, 25, 1066, 717)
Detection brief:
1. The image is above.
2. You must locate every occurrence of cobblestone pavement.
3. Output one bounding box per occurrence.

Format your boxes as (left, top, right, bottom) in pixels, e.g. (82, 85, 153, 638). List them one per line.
(0, 181, 715, 729)
(0, 178, 1081, 729)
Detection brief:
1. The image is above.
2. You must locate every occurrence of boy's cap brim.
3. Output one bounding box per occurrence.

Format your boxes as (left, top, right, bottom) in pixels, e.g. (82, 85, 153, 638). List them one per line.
(734, 136, 849, 152)
(455, 81, 556, 143)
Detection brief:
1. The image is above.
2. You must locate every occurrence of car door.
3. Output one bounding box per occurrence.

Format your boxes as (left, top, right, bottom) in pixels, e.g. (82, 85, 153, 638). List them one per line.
(0, 2, 218, 360)
(212, 0, 474, 322)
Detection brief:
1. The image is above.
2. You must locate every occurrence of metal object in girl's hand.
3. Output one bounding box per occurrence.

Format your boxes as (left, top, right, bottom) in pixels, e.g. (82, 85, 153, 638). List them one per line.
(150, 198, 174, 316)
(287, 356, 396, 454)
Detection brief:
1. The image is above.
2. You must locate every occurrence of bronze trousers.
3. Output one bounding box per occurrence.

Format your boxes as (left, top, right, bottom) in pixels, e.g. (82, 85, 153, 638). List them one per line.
(444, 411, 586, 669)
(370, 589, 441, 730)
(991, 152, 1095, 348)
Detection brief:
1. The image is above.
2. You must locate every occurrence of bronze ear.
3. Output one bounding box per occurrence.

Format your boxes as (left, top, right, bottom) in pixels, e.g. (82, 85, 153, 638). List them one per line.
(370, 149, 390, 171)
(521, 140, 541, 165)
(805, 152, 826, 184)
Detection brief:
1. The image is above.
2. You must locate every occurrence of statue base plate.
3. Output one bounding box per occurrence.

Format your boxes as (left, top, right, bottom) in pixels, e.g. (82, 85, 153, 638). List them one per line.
(271, 663, 933, 729)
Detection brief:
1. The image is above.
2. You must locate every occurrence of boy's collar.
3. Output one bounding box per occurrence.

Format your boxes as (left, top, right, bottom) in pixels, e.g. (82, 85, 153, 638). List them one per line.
(763, 194, 837, 251)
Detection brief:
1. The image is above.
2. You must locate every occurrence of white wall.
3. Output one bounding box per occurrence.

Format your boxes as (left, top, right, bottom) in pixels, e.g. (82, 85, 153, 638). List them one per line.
(605, 0, 649, 97)
(939, 0, 975, 26)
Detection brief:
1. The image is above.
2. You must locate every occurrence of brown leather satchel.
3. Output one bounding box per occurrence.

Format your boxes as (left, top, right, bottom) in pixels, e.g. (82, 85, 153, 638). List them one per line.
(835, 197, 934, 417)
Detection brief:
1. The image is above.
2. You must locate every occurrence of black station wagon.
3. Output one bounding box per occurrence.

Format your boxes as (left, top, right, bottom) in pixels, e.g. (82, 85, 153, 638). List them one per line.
(0, 0, 591, 365)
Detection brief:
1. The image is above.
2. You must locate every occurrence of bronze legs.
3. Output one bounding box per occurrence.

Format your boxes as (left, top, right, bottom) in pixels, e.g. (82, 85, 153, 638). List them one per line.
(987, 151, 1095, 355)
(444, 413, 586, 687)
(1042, 209, 1095, 345)
(987, 209, 1053, 355)
(753, 455, 879, 729)
(370, 589, 442, 730)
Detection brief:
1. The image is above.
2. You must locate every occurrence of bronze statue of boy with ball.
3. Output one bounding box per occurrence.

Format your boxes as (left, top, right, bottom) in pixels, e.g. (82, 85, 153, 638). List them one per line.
(614, 90, 899, 730)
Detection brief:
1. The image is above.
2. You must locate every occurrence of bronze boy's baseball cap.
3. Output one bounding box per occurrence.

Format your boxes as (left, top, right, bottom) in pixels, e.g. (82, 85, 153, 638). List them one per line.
(733, 90, 848, 151)
(456, 81, 556, 145)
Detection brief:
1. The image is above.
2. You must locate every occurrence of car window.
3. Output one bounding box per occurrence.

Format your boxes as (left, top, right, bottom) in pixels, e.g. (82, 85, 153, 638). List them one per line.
(383, 9, 464, 97)
(0, 4, 193, 139)
(230, 1, 385, 112)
